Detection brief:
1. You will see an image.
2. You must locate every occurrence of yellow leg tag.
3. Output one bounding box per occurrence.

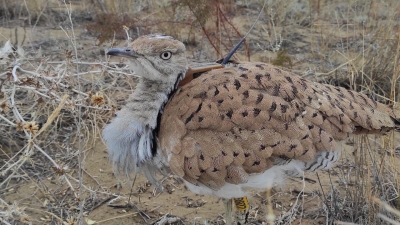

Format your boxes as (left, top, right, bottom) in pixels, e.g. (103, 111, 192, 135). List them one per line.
(233, 197, 249, 224)
(233, 197, 249, 211)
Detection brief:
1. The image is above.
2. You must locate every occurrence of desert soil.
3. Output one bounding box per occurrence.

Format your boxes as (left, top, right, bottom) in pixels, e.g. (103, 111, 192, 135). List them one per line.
(4, 136, 399, 224)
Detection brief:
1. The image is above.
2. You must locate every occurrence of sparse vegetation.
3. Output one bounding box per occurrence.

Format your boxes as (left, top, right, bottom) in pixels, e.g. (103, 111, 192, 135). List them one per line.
(0, 0, 399, 224)
(272, 49, 292, 68)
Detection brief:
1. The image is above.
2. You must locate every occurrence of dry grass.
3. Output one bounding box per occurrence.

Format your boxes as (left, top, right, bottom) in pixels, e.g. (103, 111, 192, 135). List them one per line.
(0, 0, 399, 224)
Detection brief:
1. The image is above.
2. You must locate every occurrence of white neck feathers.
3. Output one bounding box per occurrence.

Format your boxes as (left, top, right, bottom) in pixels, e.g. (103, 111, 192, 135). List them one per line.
(102, 72, 185, 180)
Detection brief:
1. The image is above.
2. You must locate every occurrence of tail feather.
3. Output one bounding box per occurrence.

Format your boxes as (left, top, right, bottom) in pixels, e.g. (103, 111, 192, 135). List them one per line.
(392, 104, 400, 131)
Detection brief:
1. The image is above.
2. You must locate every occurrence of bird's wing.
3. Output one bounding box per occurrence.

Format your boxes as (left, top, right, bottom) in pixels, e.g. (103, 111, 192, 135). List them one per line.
(159, 62, 395, 189)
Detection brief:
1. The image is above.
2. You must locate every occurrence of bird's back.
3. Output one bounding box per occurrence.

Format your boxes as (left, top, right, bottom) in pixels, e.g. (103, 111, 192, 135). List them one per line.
(159, 62, 397, 194)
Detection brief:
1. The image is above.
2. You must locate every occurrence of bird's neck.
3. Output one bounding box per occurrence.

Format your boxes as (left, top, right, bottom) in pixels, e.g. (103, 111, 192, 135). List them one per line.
(124, 81, 168, 127)
(103, 71, 185, 184)
(124, 73, 185, 127)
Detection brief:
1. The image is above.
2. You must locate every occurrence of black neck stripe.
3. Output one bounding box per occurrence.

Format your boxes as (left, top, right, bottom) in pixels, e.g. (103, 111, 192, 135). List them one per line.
(150, 72, 184, 157)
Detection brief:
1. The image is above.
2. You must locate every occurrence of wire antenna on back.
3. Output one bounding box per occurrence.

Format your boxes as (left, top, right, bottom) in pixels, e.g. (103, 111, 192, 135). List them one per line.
(221, 0, 267, 65)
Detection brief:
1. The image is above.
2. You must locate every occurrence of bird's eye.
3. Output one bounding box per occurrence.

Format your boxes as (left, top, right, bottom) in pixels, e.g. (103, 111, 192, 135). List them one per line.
(160, 51, 172, 60)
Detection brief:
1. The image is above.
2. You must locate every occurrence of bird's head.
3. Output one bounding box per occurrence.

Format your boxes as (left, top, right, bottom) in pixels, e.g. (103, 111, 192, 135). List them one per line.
(107, 34, 187, 83)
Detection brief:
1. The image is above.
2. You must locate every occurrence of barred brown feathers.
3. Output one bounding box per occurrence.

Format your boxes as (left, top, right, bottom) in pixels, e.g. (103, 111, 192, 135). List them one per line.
(160, 62, 397, 190)
(104, 35, 398, 224)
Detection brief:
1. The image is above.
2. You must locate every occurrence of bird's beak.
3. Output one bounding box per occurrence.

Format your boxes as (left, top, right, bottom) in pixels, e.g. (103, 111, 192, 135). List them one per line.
(106, 47, 141, 58)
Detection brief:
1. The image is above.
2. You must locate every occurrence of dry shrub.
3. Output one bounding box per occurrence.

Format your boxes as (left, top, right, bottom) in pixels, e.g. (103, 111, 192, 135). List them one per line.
(0, 0, 94, 28)
(307, 1, 399, 103)
(268, 0, 400, 223)
(85, 13, 141, 45)
(0, 34, 137, 223)
(85, 0, 248, 60)
(272, 49, 292, 68)
(319, 135, 399, 224)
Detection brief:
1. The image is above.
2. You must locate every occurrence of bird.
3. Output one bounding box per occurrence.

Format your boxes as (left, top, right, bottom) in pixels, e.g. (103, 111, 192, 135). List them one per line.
(102, 34, 399, 224)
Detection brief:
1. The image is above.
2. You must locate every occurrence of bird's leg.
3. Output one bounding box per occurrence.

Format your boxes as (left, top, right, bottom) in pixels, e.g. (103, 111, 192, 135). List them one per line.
(223, 198, 233, 225)
(265, 187, 276, 223)
(233, 197, 249, 224)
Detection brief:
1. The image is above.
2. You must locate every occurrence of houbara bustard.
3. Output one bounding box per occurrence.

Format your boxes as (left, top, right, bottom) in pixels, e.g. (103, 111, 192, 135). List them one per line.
(103, 34, 399, 224)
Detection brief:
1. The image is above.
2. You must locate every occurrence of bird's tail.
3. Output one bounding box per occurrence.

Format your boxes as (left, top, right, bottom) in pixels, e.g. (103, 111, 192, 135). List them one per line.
(394, 104, 400, 131)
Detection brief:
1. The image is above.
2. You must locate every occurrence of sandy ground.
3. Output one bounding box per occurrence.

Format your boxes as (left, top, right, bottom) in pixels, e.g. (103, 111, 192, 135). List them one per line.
(4, 134, 398, 224)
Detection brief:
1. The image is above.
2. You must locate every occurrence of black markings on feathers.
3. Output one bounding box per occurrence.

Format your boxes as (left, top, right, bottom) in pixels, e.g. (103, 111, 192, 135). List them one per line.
(269, 102, 277, 112)
(150, 124, 158, 157)
(264, 72, 271, 80)
(281, 104, 288, 113)
(184, 103, 202, 124)
(285, 76, 293, 83)
(358, 94, 369, 105)
(347, 90, 355, 99)
(366, 116, 372, 126)
(253, 108, 261, 116)
(185, 114, 194, 124)
(289, 144, 297, 151)
(255, 64, 264, 69)
(272, 84, 281, 96)
(195, 103, 203, 113)
(152, 74, 184, 157)
(240, 74, 248, 79)
(284, 96, 293, 102)
(291, 85, 298, 94)
(226, 109, 233, 119)
(223, 84, 229, 91)
(302, 134, 309, 140)
(194, 91, 207, 99)
(255, 74, 262, 84)
(300, 79, 308, 89)
(271, 142, 280, 147)
(243, 90, 249, 98)
(256, 94, 264, 104)
(214, 87, 220, 96)
(234, 79, 241, 90)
